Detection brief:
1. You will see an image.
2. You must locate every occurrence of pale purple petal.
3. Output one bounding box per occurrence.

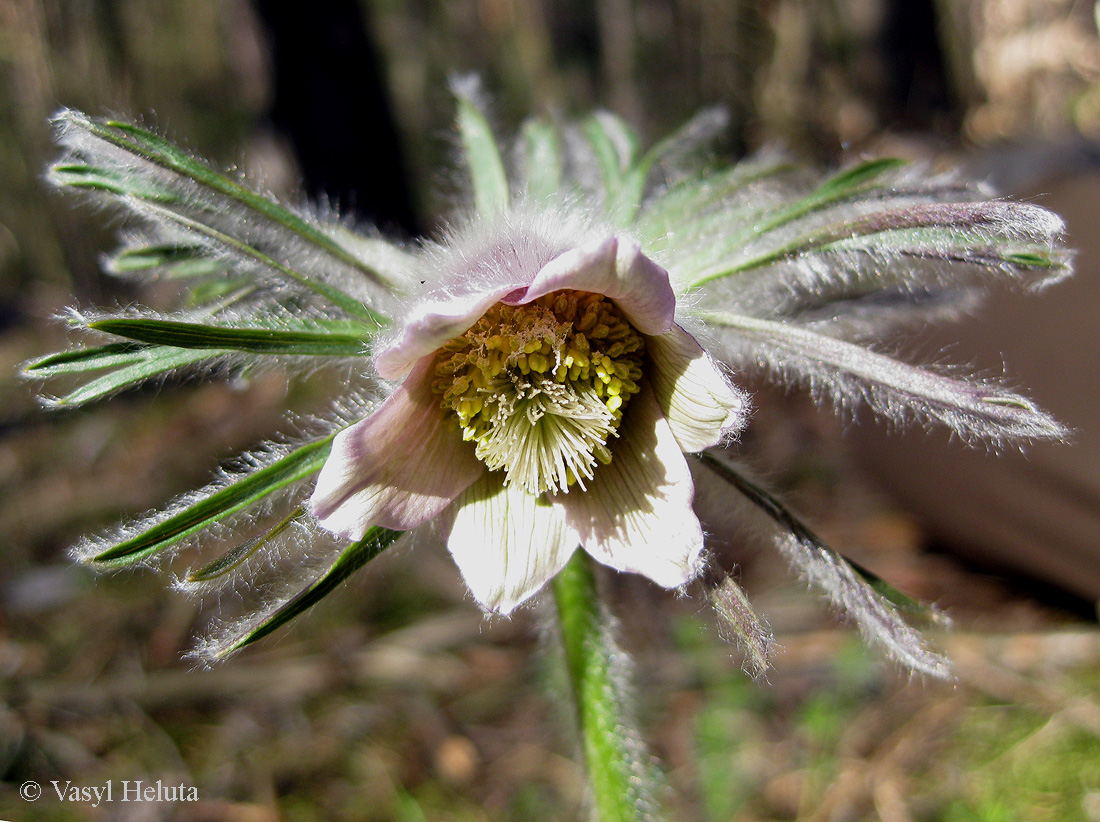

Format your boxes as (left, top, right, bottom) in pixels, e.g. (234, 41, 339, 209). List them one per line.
(374, 286, 515, 380)
(440, 473, 577, 614)
(376, 236, 676, 379)
(555, 385, 704, 588)
(510, 236, 676, 334)
(309, 359, 484, 537)
(648, 324, 750, 451)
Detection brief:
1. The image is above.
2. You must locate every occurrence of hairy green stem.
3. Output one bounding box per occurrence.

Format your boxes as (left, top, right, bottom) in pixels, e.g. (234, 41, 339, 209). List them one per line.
(553, 552, 657, 821)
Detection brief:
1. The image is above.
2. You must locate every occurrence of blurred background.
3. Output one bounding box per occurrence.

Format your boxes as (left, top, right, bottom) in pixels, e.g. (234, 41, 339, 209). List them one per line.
(2, 1, 1100, 819)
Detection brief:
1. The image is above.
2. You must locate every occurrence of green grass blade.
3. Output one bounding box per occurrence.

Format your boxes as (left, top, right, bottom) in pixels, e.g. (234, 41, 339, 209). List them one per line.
(50, 346, 224, 406)
(52, 163, 178, 201)
(698, 201, 1069, 283)
(80, 117, 394, 288)
(186, 506, 306, 582)
(134, 198, 386, 325)
(91, 436, 335, 566)
(690, 158, 906, 287)
(24, 342, 150, 377)
(88, 317, 374, 357)
(583, 113, 645, 223)
(111, 244, 230, 278)
(520, 118, 562, 202)
(454, 91, 509, 217)
(222, 526, 403, 655)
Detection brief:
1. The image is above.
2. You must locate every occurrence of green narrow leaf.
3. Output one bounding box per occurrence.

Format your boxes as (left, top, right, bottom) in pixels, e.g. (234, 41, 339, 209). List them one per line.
(454, 92, 509, 217)
(222, 526, 403, 654)
(51, 345, 224, 407)
(52, 163, 178, 202)
(91, 435, 335, 566)
(583, 113, 645, 224)
(88, 317, 374, 357)
(701, 201, 1068, 281)
(520, 118, 562, 202)
(111, 244, 230, 279)
(187, 506, 306, 582)
(634, 158, 797, 247)
(812, 158, 906, 200)
(690, 158, 907, 287)
(133, 198, 387, 326)
(1005, 251, 1059, 268)
(697, 452, 941, 623)
(79, 117, 395, 288)
(24, 342, 150, 377)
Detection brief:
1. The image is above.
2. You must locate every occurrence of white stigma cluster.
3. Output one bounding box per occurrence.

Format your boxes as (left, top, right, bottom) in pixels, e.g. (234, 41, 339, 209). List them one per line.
(432, 290, 645, 495)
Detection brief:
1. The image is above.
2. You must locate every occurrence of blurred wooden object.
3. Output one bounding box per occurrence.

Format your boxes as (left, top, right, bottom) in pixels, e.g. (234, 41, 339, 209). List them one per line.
(850, 159, 1100, 607)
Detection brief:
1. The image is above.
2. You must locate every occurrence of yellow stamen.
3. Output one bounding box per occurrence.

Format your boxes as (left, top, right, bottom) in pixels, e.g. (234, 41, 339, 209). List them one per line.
(431, 290, 645, 495)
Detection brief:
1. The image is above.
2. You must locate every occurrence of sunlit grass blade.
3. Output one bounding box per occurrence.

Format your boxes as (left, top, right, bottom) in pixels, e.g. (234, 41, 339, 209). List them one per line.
(131, 197, 387, 326)
(453, 82, 509, 218)
(47, 345, 224, 407)
(71, 114, 394, 288)
(110, 244, 230, 279)
(186, 506, 306, 583)
(634, 156, 796, 248)
(87, 317, 374, 357)
(583, 112, 645, 224)
(220, 526, 403, 655)
(710, 201, 1071, 282)
(520, 118, 562, 202)
(52, 163, 177, 201)
(689, 158, 906, 287)
(24, 342, 150, 377)
(89, 436, 335, 567)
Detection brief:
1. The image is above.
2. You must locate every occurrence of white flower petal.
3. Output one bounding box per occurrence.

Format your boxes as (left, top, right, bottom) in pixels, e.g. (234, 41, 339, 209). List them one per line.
(309, 359, 484, 537)
(556, 385, 704, 588)
(648, 324, 750, 451)
(441, 473, 577, 614)
(514, 236, 676, 335)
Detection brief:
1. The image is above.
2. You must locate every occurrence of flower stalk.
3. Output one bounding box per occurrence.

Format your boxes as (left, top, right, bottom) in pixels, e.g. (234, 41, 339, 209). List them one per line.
(553, 551, 658, 822)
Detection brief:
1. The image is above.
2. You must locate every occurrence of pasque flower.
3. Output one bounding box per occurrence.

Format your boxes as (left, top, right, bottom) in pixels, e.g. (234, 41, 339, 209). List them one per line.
(29, 84, 1068, 674)
(310, 232, 746, 613)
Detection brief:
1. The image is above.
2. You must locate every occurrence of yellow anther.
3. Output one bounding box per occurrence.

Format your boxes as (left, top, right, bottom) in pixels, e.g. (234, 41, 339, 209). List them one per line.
(528, 353, 550, 373)
(431, 290, 646, 494)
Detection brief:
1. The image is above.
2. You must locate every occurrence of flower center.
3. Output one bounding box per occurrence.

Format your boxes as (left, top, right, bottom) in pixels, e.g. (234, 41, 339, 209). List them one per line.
(432, 290, 645, 495)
